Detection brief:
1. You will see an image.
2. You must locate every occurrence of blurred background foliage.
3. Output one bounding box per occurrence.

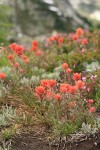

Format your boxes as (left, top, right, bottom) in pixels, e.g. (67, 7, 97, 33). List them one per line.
(0, 0, 100, 44)
(0, 3, 12, 45)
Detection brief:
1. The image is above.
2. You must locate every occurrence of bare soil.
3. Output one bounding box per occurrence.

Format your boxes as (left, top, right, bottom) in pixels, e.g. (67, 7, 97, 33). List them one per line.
(11, 126, 100, 150)
(0, 101, 100, 150)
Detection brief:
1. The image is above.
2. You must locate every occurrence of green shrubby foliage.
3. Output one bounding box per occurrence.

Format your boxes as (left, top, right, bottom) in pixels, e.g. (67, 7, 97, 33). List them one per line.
(0, 105, 17, 126)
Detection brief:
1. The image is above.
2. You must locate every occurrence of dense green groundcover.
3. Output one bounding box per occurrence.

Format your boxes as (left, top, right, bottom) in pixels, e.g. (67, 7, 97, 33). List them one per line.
(0, 28, 100, 149)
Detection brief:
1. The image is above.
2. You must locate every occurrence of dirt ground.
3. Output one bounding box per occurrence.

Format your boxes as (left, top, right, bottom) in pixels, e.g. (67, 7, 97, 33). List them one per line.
(0, 102, 100, 150)
(11, 126, 100, 150)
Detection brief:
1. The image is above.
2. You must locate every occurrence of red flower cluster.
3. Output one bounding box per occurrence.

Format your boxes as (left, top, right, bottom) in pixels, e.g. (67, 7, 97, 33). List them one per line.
(25, 59, 30, 63)
(32, 40, 38, 51)
(72, 28, 89, 47)
(35, 86, 46, 96)
(14, 62, 19, 68)
(62, 63, 68, 70)
(8, 43, 30, 71)
(73, 73, 81, 81)
(60, 83, 71, 93)
(34, 62, 96, 119)
(66, 68, 72, 74)
(88, 99, 94, 104)
(41, 79, 49, 87)
(73, 34, 78, 41)
(35, 50, 43, 56)
(86, 99, 95, 113)
(46, 91, 54, 99)
(21, 55, 28, 61)
(40, 79, 57, 88)
(32, 40, 43, 56)
(48, 35, 59, 43)
(69, 86, 78, 95)
(54, 94, 61, 101)
(21, 55, 29, 63)
(76, 28, 84, 36)
(0, 73, 6, 79)
(72, 28, 84, 41)
(76, 80, 85, 89)
(89, 107, 96, 113)
(81, 38, 88, 45)
(58, 37, 64, 43)
(9, 43, 24, 56)
(53, 35, 58, 40)
(60, 81, 84, 95)
(35, 79, 57, 99)
(49, 79, 57, 87)
(8, 54, 14, 60)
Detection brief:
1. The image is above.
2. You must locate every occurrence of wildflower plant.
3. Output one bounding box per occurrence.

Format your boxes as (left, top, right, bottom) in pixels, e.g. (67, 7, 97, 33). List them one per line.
(0, 28, 99, 139)
(33, 63, 97, 136)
